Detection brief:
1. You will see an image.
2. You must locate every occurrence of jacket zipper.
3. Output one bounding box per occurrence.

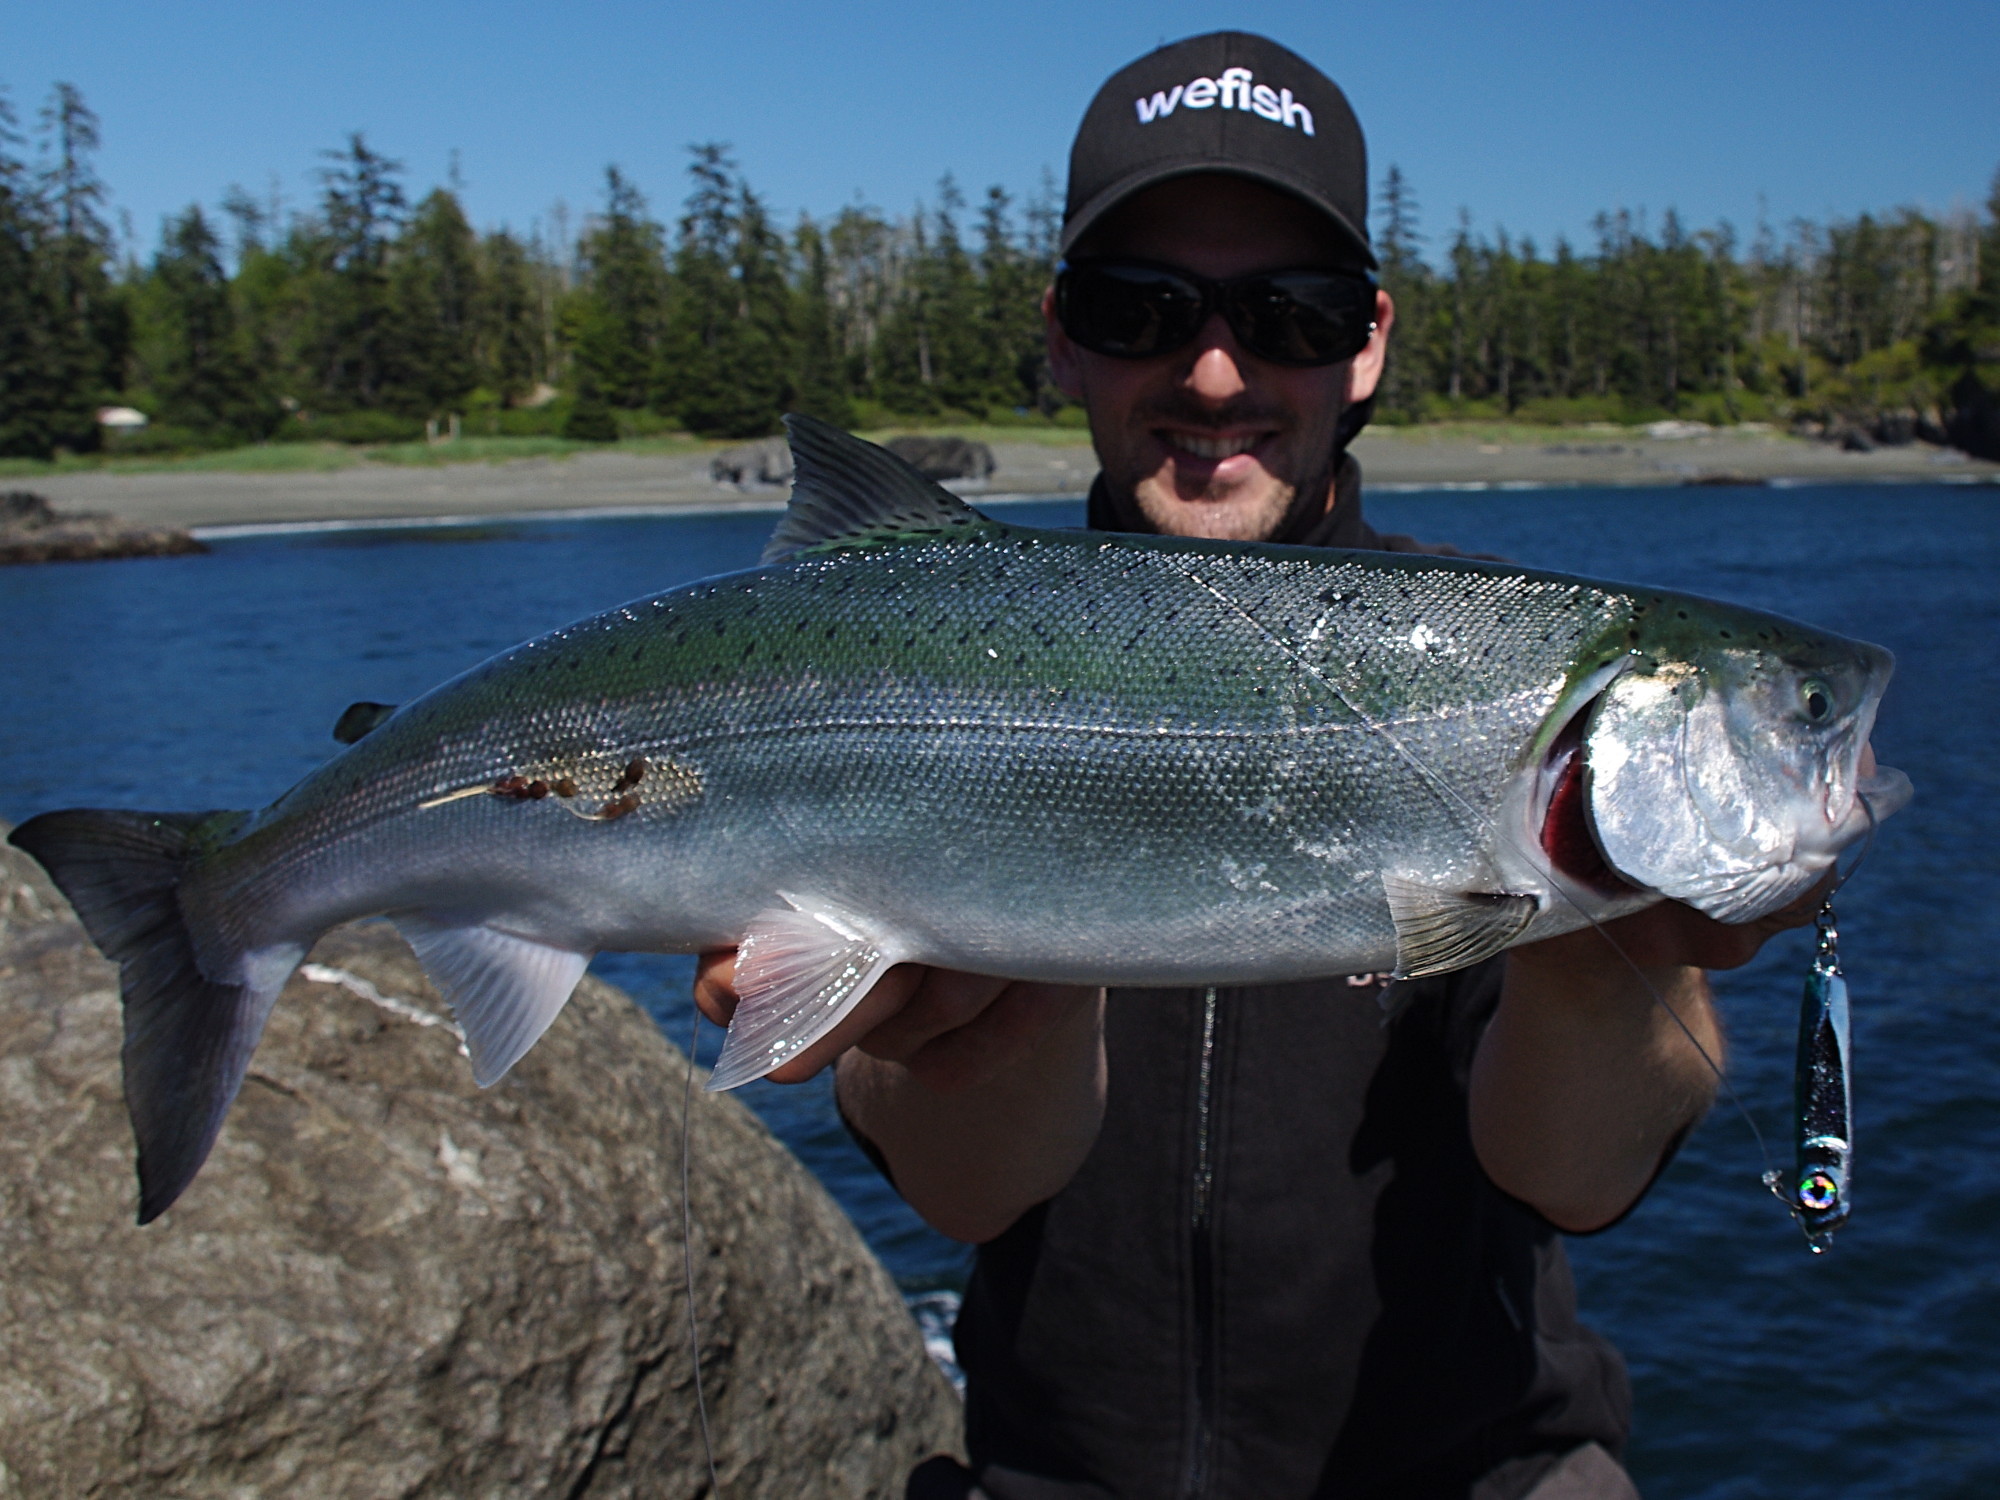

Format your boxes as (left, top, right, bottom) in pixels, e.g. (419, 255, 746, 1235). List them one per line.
(1184, 985, 1221, 1499)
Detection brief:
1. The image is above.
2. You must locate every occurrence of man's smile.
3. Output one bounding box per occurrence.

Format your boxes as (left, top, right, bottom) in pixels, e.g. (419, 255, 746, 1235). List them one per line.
(1156, 428, 1270, 462)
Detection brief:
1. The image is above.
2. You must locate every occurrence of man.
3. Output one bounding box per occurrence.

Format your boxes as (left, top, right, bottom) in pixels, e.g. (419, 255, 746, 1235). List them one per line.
(699, 32, 1824, 1499)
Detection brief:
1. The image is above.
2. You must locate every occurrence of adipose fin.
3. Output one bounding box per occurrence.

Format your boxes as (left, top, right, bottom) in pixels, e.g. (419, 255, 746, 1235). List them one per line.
(332, 701, 398, 744)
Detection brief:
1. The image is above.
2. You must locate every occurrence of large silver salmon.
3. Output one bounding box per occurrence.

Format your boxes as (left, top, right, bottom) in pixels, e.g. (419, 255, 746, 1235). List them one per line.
(11, 417, 1910, 1220)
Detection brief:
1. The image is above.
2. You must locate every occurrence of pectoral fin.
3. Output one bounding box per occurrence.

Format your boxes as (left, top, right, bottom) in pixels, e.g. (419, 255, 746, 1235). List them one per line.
(707, 895, 902, 1092)
(1382, 874, 1539, 978)
(394, 916, 590, 1086)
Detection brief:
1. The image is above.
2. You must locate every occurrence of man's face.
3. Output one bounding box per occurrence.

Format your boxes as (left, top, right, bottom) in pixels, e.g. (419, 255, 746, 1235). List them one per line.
(1045, 174, 1394, 543)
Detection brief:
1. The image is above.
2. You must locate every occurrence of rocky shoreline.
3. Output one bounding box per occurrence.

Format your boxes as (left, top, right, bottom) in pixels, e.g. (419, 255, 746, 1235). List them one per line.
(0, 829, 962, 1497)
(0, 490, 207, 564)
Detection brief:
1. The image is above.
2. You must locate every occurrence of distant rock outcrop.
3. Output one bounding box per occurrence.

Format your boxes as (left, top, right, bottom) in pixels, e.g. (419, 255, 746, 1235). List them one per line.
(711, 432, 997, 490)
(710, 437, 794, 488)
(1946, 373, 2000, 461)
(0, 830, 961, 1497)
(0, 490, 206, 565)
(882, 436, 997, 483)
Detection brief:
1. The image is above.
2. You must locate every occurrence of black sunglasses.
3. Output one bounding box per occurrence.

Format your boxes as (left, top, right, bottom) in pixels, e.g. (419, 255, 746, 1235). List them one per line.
(1054, 258, 1379, 367)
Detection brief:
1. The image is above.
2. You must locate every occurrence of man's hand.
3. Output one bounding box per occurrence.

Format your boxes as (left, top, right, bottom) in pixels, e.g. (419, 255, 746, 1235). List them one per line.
(1569, 873, 1836, 973)
(1471, 877, 1831, 1234)
(694, 952, 1095, 1092)
(695, 951, 1107, 1242)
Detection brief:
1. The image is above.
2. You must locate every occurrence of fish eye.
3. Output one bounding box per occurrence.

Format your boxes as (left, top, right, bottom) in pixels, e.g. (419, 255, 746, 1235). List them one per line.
(1801, 680, 1832, 723)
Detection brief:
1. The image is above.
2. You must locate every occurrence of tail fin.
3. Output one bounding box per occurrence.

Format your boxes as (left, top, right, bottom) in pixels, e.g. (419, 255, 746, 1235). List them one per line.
(8, 809, 289, 1224)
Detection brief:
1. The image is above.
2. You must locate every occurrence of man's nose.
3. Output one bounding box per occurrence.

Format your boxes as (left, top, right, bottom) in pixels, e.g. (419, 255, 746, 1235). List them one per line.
(1183, 315, 1249, 403)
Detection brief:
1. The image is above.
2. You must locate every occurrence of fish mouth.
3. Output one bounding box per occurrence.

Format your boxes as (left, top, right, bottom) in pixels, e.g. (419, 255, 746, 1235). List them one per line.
(1828, 762, 1914, 849)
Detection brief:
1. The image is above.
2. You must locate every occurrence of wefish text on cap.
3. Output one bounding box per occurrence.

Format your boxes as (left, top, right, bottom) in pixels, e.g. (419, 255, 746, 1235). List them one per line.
(1133, 67, 1315, 135)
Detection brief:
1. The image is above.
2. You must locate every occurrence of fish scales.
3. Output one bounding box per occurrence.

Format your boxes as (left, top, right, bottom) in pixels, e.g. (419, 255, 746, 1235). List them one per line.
(6, 415, 1908, 1218)
(207, 528, 1626, 987)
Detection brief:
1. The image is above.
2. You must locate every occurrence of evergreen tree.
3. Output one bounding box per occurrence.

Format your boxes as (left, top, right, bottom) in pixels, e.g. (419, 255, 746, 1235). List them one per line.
(0, 90, 59, 457)
(308, 134, 405, 410)
(790, 218, 854, 426)
(978, 184, 1049, 413)
(386, 188, 480, 418)
(43, 85, 126, 430)
(0, 84, 125, 456)
(560, 364, 620, 441)
(475, 229, 543, 405)
(920, 176, 987, 413)
(132, 205, 272, 440)
(1374, 165, 1432, 420)
(570, 166, 664, 410)
(661, 144, 795, 436)
(824, 202, 899, 398)
(1924, 166, 2000, 456)
(1, 95, 1992, 455)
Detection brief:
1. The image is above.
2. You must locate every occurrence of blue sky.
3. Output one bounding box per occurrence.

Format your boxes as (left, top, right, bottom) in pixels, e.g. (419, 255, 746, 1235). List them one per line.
(5, 0, 1996, 262)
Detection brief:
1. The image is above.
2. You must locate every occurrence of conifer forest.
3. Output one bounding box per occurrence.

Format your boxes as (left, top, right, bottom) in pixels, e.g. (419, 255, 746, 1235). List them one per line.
(3, 84, 1997, 460)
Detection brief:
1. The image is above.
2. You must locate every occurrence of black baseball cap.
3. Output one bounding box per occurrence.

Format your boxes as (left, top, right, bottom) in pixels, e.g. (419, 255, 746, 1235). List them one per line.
(1062, 32, 1374, 269)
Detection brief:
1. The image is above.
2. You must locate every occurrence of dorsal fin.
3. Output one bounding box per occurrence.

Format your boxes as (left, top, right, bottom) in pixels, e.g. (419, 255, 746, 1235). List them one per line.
(762, 413, 987, 563)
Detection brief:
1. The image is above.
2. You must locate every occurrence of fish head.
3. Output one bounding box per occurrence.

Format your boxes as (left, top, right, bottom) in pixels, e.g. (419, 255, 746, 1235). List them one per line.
(1582, 613, 1911, 923)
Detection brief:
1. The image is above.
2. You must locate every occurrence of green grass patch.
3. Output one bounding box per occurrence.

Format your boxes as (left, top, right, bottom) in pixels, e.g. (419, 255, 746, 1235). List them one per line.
(363, 436, 595, 466)
(0, 442, 366, 479)
(0, 413, 1821, 487)
(363, 432, 715, 465)
(1359, 420, 1631, 446)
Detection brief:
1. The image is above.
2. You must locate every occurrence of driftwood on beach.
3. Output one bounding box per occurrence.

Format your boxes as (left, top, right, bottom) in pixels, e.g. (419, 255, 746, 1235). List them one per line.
(0, 490, 207, 565)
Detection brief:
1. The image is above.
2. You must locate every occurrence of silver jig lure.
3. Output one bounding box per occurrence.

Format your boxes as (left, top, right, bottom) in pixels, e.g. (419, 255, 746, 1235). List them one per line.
(1767, 898, 1853, 1252)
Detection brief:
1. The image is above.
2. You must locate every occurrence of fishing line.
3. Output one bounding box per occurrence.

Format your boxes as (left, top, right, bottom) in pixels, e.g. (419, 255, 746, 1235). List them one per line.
(683, 1006, 721, 1496)
(1162, 556, 1800, 1185)
(1827, 791, 1879, 901)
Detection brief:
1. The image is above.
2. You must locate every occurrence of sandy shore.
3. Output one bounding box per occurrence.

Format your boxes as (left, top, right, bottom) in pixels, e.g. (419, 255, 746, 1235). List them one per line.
(24, 430, 1995, 532)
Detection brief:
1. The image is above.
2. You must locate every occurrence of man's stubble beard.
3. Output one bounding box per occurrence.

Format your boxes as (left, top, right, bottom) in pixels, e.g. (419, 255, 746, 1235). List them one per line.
(1131, 454, 1337, 543)
(1108, 393, 1348, 545)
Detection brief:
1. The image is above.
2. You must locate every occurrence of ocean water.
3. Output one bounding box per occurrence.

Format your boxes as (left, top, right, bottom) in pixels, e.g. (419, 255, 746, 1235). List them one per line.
(1, 482, 1993, 1498)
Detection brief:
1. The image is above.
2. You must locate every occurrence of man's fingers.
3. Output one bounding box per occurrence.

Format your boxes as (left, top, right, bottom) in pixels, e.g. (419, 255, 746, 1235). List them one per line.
(1517, 865, 1842, 978)
(695, 955, 1095, 1091)
(1588, 869, 1840, 972)
(855, 968, 1013, 1063)
(901, 983, 1103, 1093)
(760, 963, 929, 1083)
(693, 948, 741, 1027)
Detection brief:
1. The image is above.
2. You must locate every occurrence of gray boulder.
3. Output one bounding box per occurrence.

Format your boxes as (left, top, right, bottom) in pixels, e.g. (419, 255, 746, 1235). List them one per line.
(710, 438, 794, 489)
(0, 831, 961, 1497)
(881, 436, 996, 484)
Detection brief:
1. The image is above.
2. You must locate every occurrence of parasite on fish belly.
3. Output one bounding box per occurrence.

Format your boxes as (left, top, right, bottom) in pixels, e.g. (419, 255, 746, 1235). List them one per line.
(2, 414, 1912, 1223)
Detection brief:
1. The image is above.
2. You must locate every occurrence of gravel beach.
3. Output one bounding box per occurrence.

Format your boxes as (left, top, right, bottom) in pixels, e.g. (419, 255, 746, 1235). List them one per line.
(22, 428, 1995, 532)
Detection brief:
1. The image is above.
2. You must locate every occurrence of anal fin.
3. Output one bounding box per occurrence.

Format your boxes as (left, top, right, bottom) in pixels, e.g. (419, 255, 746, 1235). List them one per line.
(394, 916, 590, 1086)
(707, 895, 901, 1092)
(1382, 874, 1539, 978)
